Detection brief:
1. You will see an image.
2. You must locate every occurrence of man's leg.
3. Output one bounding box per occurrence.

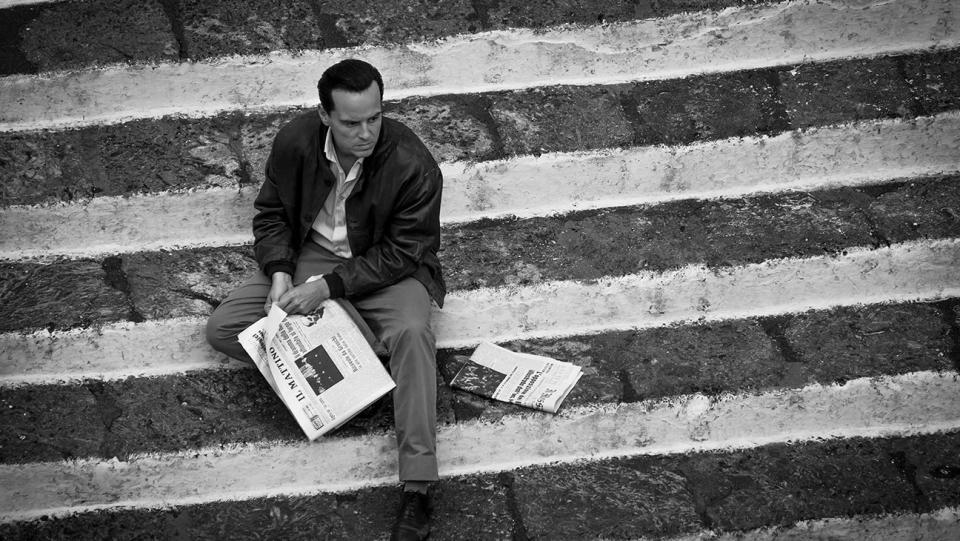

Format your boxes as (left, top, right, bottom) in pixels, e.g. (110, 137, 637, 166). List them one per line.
(205, 271, 271, 362)
(354, 278, 438, 483)
(208, 242, 438, 478)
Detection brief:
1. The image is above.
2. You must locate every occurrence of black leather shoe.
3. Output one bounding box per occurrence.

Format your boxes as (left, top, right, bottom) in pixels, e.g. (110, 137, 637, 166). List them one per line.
(391, 490, 432, 540)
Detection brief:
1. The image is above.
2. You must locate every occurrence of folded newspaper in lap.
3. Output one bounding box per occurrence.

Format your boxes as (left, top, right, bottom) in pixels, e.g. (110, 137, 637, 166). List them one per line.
(238, 300, 395, 440)
(450, 342, 582, 413)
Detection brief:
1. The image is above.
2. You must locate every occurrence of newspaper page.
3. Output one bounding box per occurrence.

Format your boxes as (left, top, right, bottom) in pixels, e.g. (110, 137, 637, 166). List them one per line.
(238, 300, 395, 440)
(449, 342, 582, 413)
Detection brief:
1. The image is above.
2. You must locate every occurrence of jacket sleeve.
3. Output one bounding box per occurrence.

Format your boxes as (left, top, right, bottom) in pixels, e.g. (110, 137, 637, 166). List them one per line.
(252, 142, 298, 277)
(324, 163, 442, 298)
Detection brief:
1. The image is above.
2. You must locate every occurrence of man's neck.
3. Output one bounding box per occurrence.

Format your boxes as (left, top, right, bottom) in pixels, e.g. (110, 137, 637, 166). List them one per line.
(336, 150, 357, 174)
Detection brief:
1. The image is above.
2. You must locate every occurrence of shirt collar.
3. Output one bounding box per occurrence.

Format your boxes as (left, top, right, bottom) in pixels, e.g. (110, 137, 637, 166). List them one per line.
(323, 128, 364, 172)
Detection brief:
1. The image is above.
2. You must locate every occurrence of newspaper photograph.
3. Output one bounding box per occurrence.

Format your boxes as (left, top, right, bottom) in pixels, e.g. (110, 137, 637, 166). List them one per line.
(449, 342, 582, 413)
(238, 300, 395, 440)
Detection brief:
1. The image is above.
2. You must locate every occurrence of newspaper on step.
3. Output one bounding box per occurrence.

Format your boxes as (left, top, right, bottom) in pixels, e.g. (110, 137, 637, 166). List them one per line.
(449, 342, 582, 413)
(238, 300, 395, 440)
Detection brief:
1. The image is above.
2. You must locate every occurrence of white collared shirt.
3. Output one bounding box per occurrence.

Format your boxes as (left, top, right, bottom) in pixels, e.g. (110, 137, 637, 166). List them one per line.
(311, 129, 363, 258)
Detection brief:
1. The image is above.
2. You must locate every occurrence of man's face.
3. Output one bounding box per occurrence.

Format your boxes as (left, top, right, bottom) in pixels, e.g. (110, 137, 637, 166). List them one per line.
(320, 82, 382, 163)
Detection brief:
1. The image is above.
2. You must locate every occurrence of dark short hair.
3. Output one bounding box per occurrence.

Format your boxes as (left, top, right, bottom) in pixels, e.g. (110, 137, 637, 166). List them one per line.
(317, 59, 384, 112)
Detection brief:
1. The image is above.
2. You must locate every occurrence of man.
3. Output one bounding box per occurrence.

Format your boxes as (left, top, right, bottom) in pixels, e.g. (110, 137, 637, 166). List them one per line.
(206, 59, 444, 540)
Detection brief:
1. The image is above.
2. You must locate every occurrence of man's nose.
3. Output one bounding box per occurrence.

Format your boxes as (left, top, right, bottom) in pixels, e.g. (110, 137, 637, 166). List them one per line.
(359, 123, 371, 140)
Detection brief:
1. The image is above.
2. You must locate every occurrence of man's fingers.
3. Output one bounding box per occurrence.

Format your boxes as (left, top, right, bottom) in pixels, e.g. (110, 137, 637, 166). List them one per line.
(270, 284, 324, 316)
(275, 291, 299, 314)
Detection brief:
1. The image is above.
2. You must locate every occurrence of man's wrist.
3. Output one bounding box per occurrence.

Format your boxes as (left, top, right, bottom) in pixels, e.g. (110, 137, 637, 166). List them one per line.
(271, 271, 293, 285)
(306, 273, 343, 298)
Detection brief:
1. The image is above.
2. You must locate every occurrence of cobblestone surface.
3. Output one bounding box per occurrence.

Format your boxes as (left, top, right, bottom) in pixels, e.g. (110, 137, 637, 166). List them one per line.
(626, 70, 789, 145)
(0, 115, 251, 206)
(779, 57, 919, 128)
(674, 438, 915, 531)
(389, 96, 497, 163)
(513, 460, 701, 538)
(19, 0, 178, 72)
(0, 259, 131, 332)
(783, 303, 953, 383)
(490, 86, 635, 156)
(901, 49, 960, 115)
(901, 431, 960, 510)
(179, 0, 327, 58)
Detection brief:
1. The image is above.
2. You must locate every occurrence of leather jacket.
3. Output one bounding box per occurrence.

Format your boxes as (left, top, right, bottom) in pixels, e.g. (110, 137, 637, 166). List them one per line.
(252, 111, 446, 307)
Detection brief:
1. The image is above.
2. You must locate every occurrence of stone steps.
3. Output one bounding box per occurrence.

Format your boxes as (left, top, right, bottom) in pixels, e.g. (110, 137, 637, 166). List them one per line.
(4, 0, 956, 131)
(3, 370, 959, 522)
(1, 432, 958, 538)
(3, 173, 959, 385)
(3, 49, 958, 208)
(1, 0, 958, 537)
(2, 300, 954, 461)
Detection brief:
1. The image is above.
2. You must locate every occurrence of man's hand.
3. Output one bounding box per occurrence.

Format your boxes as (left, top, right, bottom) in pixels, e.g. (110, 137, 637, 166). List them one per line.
(276, 279, 331, 315)
(264, 272, 293, 314)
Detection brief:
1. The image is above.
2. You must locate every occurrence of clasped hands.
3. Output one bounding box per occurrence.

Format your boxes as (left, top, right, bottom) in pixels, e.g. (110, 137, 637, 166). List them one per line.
(264, 272, 330, 315)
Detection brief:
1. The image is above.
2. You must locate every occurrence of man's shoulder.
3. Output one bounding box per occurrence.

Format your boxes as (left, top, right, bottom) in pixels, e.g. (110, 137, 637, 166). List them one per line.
(272, 110, 323, 154)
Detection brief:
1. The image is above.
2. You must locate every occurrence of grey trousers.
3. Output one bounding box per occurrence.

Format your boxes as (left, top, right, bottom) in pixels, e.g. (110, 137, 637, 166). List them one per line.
(206, 240, 439, 482)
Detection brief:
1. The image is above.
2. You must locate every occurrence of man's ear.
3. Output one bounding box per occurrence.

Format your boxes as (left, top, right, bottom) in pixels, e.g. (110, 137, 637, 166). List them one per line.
(318, 106, 330, 126)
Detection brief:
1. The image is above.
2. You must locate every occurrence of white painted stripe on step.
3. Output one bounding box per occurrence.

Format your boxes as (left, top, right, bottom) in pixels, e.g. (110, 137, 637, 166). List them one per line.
(668, 507, 960, 541)
(0, 0, 54, 9)
(1, 370, 957, 522)
(0, 316, 249, 387)
(444, 112, 960, 224)
(0, 186, 256, 260)
(0, 0, 58, 7)
(3, 112, 959, 261)
(435, 237, 960, 347)
(2, 238, 958, 387)
(2, 0, 957, 131)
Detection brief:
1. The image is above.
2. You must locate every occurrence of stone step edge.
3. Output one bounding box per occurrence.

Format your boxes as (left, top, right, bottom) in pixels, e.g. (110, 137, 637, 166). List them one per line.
(3, 111, 959, 261)
(1, 369, 956, 523)
(0, 0, 55, 8)
(2, 0, 957, 131)
(2, 237, 958, 387)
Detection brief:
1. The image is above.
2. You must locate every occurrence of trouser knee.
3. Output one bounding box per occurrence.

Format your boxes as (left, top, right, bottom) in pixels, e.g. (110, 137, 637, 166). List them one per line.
(205, 308, 251, 362)
(384, 319, 435, 354)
